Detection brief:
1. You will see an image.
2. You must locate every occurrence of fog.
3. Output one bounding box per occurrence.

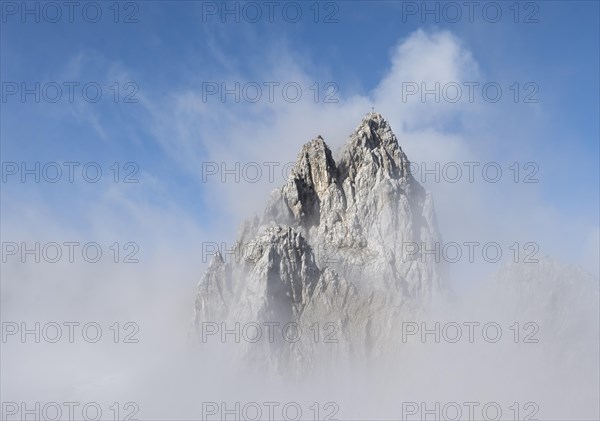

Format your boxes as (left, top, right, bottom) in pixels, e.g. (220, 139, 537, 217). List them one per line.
(2, 21, 598, 421)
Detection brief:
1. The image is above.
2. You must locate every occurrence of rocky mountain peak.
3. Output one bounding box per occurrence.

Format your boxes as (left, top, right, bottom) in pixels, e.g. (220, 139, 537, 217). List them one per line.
(339, 112, 411, 183)
(354, 111, 396, 148)
(193, 112, 443, 372)
(290, 136, 338, 196)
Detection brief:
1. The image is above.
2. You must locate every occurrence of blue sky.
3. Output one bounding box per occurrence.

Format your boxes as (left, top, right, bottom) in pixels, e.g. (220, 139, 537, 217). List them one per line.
(1, 0, 599, 278)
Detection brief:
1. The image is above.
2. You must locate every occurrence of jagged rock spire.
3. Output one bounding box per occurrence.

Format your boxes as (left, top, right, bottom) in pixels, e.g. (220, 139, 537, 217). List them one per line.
(193, 112, 443, 372)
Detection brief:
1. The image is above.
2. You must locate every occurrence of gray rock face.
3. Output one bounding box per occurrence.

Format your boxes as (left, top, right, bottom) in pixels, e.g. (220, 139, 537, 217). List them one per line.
(193, 112, 444, 371)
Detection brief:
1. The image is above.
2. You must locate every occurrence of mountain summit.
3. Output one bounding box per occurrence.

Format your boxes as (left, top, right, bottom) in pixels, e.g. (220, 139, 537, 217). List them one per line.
(193, 112, 443, 370)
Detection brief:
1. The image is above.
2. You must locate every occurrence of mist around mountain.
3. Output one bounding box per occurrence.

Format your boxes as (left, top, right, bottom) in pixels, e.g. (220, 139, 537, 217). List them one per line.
(191, 114, 599, 420)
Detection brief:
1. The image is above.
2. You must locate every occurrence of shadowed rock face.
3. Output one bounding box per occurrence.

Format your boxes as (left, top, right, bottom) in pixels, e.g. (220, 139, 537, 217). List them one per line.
(193, 112, 444, 371)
